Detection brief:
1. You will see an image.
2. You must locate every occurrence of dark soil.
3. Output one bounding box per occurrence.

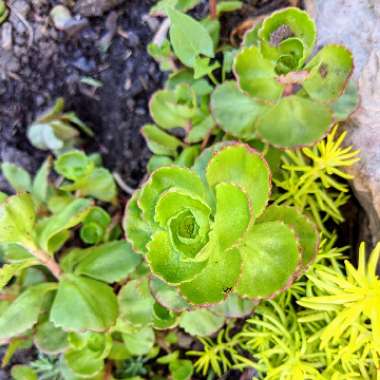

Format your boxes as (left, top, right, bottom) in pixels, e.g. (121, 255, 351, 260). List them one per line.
(0, 0, 166, 193)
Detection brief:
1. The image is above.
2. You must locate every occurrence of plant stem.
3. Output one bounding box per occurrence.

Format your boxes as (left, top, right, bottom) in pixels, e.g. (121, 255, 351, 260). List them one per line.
(209, 0, 217, 19)
(26, 244, 62, 280)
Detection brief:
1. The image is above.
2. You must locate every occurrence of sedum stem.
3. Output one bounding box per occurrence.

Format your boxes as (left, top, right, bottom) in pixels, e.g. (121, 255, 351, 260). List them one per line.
(209, 0, 217, 19)
(26, 244, 62, 280)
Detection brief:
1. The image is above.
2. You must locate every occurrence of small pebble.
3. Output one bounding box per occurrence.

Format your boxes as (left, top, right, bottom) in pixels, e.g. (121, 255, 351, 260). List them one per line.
(50, 5, 72, 31)
(1, 22, 12, 51)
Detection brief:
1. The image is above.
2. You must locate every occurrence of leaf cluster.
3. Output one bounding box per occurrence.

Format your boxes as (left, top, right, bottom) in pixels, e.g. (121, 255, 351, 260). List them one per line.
(146, 6, 358, 154)
(124, 143, 318, 305)
(27, 98, 93, 154)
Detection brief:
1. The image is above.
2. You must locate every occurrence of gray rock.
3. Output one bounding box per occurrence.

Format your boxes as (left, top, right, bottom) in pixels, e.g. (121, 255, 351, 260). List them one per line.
(74, 0, 125, 17)
(308, 0, 380, 243)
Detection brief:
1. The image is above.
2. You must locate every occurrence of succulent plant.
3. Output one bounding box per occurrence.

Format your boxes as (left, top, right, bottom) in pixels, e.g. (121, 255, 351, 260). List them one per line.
(211, 7, 355, 148)
(124, 143, 318, 304)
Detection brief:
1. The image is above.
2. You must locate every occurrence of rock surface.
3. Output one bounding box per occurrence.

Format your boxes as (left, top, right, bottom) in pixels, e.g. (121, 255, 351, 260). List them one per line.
(309, 0, 380, 244)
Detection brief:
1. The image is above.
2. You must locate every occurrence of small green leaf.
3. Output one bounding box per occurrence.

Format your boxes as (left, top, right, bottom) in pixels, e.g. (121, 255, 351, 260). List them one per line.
(148, 40, 174, 72)
(234, 46, 283, 100)
(303, 44, 354, 102)
(170, 359, 193, 380)
(206, 144, 270, 218)
(147, 230, 209, 284)
(118, 278, 155, 327)
(331, 79, 359, 121)
(70, 168, 116, 202)
(64, 346, 105, 378)
(32, 158, 51, 204)
(0, 194, 36, 246)
(179, 309, 224, 336)
(0, 259, 38, 291)
(193, 57, 220, 80)
(258, 7, 316, 64)
(122, 325, 155, 356)
(139, 166, 208, 223)
(211, 293, 254, 318)
(210, 81, 267, 140)
(27, 124, 64, 151)
(187, 115, 214, 144)
(216, 1, 242, 16)
(71, 241, 141, 283)
(167, 7, 214, 67)
(153, 302, 178, 329)
(236, 221, 300, 298)
(150, 277, 189, 312)
(150, 87, 196, 130)
(11, 365, 38, 380)
(0, 283, 57, 341)
(175, 145, 201, 167)
(257, 205, 318, 267)
(50, 274, 118, 332)
(38, 198, 92, 253)
(1, 163, 32, 193)
(256, 95, 332, 147)
(55, 151, 93, 181)
(147, 155, 174, 173)
(123, 191, 153, 254)
(34, 320, 68, 354)
(142, 124, 183, 157)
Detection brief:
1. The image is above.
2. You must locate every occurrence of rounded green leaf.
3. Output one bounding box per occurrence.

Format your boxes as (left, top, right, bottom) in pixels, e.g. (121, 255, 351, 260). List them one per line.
(258, 7, 316, 64)
(234, 46, 283, 100)
(153, 302, 178, 329)
(257, 205, 318, 267)
(139, 166, 208, 223)
(38, 198, 93, 253)
(331, 80, 359, 121)
(147, 230, 209, 285)
(170, 359, 193, 380)
(55, 151, 93, 181)
(118, 278, 155, 327)
(211, 182, 251, 250)
(210, 81, 267, 140)
(123, 190, 152, 254)
(142, 124, 183, 157)
(147, 155, 174, 173)
(122, 325, 155, 356)
(206, 144, 271, 218)
(303, 44, 353, 102)
(150, 88, 196, 130)
(50, 274, 118, 332)
(64, 349, 104, 379)
(150, 277, 189, 312)
(178, 182, 250, 304)
(211, 293, 254, 318)
(0, 283, 57, 341)
(179, 309, 224, 336)
(236, 221, 300, 298)
(0, 194, 36, 246)
(179, 243, 241, 304)
(34, 320, 68, 354)
(11, 366, 38, 380)
(72, 241, 142, 283)
(256, 95, 332, 147)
